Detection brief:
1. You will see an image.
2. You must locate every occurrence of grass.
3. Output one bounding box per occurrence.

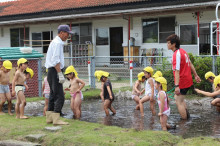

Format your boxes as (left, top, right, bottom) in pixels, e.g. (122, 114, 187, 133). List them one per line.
(0, 115, 219, 145)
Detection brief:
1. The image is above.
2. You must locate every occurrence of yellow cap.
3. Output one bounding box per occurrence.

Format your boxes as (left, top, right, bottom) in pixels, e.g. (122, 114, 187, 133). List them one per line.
(2, 60, 12, 69)
(205, 71, 215, 80)
(153, 71, 163, 79)
(46, 69, 48, 73)
(143, 66, 153, 76)
(64, 66, 78, 78)
(155, 77, 167, 92)
(94, 70, 102, 77)
(17, 58, 28, 67)
(138, 72, 145, 81)
(95, 70, 109, 81)
(214, 75, 220, 88)
(26, 67, 34, 78)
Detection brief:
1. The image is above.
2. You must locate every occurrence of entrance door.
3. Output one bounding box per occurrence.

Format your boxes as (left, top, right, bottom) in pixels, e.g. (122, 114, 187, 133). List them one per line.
(43, 31, 53, 53)
(110, 27, 123, 63)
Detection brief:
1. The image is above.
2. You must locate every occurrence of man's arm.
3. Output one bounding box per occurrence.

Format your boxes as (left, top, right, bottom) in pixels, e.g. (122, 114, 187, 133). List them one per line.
(54, 63, 61, 73)
(190, 61, 201, 83)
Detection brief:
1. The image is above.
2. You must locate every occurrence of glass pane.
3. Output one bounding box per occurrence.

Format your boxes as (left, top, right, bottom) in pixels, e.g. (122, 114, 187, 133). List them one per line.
(96, 28, 108, 45)
(143, 19, 158, 43)
(159, 17, 175, 32)
(10, 28, 19, 47)
(71, 25, 80, 45)
(19, 28, 29, 46)
(80, 23, 92, 36)
(32, 33, 42, 47)
(159, 32, 175, 43)
(180, 25, 197, 45)
(80, 36, 92, 44)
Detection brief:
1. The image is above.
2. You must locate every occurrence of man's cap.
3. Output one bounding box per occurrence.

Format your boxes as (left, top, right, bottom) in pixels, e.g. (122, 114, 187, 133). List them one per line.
(58, 25, 73, 34)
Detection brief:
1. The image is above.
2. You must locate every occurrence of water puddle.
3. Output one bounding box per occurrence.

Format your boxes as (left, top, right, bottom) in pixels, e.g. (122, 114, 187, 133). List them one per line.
(25, 99, 220, 138)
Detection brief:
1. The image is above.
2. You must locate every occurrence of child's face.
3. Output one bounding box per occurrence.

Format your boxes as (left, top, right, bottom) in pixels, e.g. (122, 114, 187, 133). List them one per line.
(21, 63, 28, 70)
(2, 67, 10, 73)
(66, 73, 74, 79)
(144, 71, 150, 78)
(26, 73, 31, 80)
(207, 77, 214, 83)
(101, 77, 107, 82)
(155, 82, 161, 90)
(141, 77, 146, 83)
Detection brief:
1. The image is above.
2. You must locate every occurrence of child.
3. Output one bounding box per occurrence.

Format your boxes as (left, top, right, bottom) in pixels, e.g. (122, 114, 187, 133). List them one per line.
(12, 58, 28, 119)
(195, 75, 220, 112)
(24, 67, 34, 91)
(95, 70, 116, 116)
(205, 71, 216, 91)
(153, 71, 163, 79)
(42, 69, 50, 116)
(95, 70, 104, 102)
(0, 60, 13, 115)
(139, 66, 156, 116)
(65, 65, 85, 119)
(155, 77, 171, 131)
(131, 72, 145, 110)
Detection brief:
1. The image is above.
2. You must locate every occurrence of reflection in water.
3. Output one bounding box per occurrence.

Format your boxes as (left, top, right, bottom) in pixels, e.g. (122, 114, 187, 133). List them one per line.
(24, 99, 220, 138)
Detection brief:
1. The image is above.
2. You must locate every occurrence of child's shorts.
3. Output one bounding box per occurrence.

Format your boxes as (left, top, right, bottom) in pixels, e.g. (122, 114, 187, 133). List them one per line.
(163, 108, 170, 117)
(145, 92, 156, 100)
(15, 85, 25, 95)
(44, 93, 50, 99)
(0, 84, 10, 94)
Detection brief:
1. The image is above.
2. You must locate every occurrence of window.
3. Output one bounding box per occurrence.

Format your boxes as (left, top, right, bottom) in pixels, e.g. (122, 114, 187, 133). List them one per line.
(96, 28, 108, 45)
(142, 17, 175, 43)
(32, 33, 42, 47)
(143, 18, 158, 43)
(70, 23, 92, 44)
(180, 25, 197, 45)
(10, 28, 29, 47)
(159, 17, 175, 43)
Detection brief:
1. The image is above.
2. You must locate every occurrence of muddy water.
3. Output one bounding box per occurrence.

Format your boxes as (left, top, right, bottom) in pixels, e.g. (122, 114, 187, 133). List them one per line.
(25, 98, 220, 139)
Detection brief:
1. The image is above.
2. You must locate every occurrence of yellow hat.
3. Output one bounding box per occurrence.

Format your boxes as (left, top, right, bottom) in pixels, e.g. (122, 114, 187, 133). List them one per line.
(26, 67, 34, 78)
(46, 69, 48, 73)
(138, 72, 145, 81)
(155, 77, 167, 92)
(94, 70, 102, 77)
(205, 71, 215, 80)
(64, 66, 78, 78)
(143, 66, 153, 76)
(2, 60, 12, 69)
(17, 58, 28, 67)
(214, 75, 220, 88)
(95, 70, 109, 81)
(153, 71, 163, 79)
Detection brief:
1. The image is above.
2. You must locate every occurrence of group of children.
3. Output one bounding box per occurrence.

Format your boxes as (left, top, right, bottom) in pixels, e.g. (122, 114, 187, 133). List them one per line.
(0, 58, 34, 119)
(1, 58, 220, 131)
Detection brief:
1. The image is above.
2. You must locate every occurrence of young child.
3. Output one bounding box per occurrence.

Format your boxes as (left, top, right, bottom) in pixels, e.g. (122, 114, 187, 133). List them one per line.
(0, 60, 13, 115)
(155, 77, 171, 131)
(65, 65, 85, 119)
(12, 58, 28, 119)
(153, 71, 163, 79)
(131, 72, 146, 110)
(205, 71, 216, 91)
(195, 75, 220, 112)
(24, 67, 34, 91)
(139, 66, 156, 116)
(95, 70, 116, 116)
(42, 69, 50, 116)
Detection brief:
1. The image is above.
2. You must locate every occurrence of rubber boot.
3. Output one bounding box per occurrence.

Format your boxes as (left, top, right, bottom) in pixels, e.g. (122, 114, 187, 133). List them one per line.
(52, 113, 69, 125)
(46, 111, 53, 124)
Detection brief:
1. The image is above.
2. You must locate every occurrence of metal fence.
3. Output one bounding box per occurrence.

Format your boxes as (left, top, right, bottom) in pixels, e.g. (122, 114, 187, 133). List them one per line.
(39, 55, 220, 97)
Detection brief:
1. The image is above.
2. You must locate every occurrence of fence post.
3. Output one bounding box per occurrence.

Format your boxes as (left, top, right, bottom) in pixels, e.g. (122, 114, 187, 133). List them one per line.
(144, 56, 147, 67)
(212, 55, 217, 75)
(90, 56, 96, 88)
(70, 42, 73, 65)
(88, 60, 91, 86)
(130, 60, 133, 87)
(38, 59, 42, 97)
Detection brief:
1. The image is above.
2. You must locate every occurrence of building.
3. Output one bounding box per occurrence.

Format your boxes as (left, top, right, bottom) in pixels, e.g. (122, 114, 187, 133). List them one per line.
(0, 0, 219, 64)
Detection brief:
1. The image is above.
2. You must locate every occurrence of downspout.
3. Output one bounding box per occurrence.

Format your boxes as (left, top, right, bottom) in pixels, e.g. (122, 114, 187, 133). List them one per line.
(197, 12, 199, 55)
(70, 22, 73, 65)
(24, 24, 26, 47)
(217, 22, 219, 55)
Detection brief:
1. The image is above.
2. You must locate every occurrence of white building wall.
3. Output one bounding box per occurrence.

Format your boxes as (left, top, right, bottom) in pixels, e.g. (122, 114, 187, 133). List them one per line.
(0, 27, 11, 47)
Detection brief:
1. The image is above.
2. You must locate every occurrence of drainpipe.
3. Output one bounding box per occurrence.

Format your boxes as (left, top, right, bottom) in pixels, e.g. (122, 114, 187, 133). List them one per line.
(217, 23, 219, 55)
(24, 24, 26, 47)
(128, 16, 133, 87)
(197, 12, 199, 55)
(70, 22, 73, 65)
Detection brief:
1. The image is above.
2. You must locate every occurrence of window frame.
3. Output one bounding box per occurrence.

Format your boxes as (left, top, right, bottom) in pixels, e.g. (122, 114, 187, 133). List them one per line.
(179, 23, 198, 46)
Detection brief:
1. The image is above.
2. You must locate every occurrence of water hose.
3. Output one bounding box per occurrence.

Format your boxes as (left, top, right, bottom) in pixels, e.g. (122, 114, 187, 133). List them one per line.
(167, 87, 175, 100)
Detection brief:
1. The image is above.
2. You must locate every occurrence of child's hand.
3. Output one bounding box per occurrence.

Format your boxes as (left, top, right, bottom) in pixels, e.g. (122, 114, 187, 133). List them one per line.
(12, 91, 15, 97)
(194, 88, 200, 94)
(150, 96, 154, 101)
(64, 92, 66, 95)
(158, 113, 162, 116)
(76, 89, 80, 93)
(25, 85, 29, 91)
(110, 96, 113, 100)
(137, 91, 141, 96)
(42, 93, 45, 97)
(65, 88, 70, 91)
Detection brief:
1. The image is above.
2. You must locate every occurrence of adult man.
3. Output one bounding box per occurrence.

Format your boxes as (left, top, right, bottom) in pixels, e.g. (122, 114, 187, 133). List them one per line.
(45, 25, 73, 125)
(166, 34, 201, 120)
